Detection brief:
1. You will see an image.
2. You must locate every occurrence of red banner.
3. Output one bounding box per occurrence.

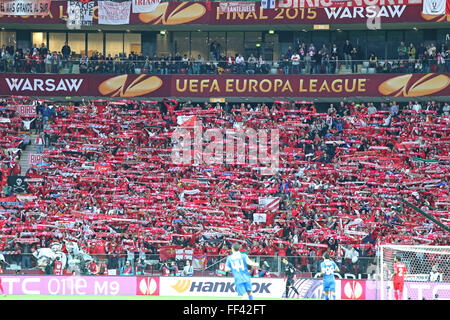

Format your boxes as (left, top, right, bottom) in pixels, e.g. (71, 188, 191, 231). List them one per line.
(96, 163, 112, 172)
(14, 104, 36, 117)
(16, 237, 39, 243)
(0, 73, 449, 98)
(27, 153, 43, 167)
(276, 0, 422, 8)
(159, 245, 181, 261)
(0, 0, 438, 25)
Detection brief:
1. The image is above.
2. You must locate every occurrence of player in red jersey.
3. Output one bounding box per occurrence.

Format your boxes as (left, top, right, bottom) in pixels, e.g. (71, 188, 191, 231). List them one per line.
(53, 256, 64, 275)
(392, 256, 407, 300)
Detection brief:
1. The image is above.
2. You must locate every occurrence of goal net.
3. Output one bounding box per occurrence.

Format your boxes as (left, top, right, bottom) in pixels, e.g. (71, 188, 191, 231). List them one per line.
(378, 245, 450, 300)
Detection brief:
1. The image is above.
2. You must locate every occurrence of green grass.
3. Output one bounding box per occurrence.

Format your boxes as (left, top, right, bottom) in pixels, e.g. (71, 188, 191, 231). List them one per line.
(1, 295, 291, 300)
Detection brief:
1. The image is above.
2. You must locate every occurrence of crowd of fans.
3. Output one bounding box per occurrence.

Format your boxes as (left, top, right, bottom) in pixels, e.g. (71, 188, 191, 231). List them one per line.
(1, 39, 450, 75)
(281, 40, 450, 74)
(0, 42, 272, 75)
(0, 95, 448, 277)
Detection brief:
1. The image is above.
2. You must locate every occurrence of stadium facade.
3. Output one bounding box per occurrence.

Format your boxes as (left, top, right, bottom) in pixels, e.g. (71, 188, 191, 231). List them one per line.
(0, 0, 449, 103)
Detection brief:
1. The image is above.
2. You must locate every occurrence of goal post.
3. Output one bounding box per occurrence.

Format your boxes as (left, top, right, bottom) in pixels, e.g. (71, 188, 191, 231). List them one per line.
(378, 245, 450, 300)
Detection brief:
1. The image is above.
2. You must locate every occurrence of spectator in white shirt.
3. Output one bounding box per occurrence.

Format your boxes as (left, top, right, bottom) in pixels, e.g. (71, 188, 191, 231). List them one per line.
(367, 103, 377, 115)
(45, 53, 52, 73)
(342, 245, 359, 273)
(23, 133, 30, 147)
(305, 43, 315, 73)
(235, 54, 244, 65)
(383, 114, 392, 127)
(427, 43, 436, 56)
(442, 103, 450, 116)
(291, 52, 300, 74)
(256, 56, 267, 74)
(22, 118, 35, 131)
(235, 54, 245, 73)
(390, 103, 399, 116)
(35, 133, 44, 153)
(412, 101, 422, 113)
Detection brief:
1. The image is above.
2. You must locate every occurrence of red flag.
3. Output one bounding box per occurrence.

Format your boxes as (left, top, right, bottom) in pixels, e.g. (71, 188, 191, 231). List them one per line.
(0, 195, 18, 202)
(447, 0, 450, 14)
(181, 115, 197, 127)
(96, 163, 112, 173)
(159, 245, 181, 260)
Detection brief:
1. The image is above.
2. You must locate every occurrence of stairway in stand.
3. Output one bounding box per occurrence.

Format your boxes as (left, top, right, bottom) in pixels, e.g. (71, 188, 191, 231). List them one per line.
(340, 64, 353, 74)
(19, 134, 37, 176)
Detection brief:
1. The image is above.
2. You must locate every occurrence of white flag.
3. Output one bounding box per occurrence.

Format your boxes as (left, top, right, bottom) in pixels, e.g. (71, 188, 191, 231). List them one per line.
(98, 1, 132, 25)
(422, 0, 446, 14)
(67, 2, 81, 29)
(132, 0, 161, 13)
(176, 249, 193, 260)
(261, 0, 276, 9)
(253, 213, 267, 223)
(67, 1, 94, 28)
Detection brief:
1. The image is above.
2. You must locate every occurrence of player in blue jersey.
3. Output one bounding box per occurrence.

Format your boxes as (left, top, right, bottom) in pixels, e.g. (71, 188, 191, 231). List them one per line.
(318, 252, 340, 300)
(224, 242, 259, 300)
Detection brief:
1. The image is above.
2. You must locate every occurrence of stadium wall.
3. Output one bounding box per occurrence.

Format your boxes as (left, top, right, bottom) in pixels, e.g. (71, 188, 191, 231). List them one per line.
(0, 1, 437, 26)
(1, 276, 449, 299)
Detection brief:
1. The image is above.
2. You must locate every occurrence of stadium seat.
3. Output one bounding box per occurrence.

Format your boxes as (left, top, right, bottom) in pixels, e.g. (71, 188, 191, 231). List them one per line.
(72, 64, 80, 74)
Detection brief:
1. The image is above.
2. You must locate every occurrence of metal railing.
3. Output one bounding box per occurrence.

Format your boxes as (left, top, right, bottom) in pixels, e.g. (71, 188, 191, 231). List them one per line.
(0, 58, 448, 75)
(0, 252, 378, 277)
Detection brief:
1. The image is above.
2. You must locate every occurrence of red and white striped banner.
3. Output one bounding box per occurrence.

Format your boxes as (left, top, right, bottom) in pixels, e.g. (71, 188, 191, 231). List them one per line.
(9, 104, 36, 117)
(258, 197, 280, 212)
(27, 153, 43, 166)
(175, 249, 193, 260)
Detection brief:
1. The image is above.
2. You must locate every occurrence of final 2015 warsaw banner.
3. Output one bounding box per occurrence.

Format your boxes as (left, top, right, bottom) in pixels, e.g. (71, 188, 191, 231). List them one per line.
(0, 0, 445, 25)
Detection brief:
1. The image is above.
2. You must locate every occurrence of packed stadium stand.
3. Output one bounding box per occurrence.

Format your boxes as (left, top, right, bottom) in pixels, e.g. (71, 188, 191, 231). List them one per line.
(0, 96, 448, 278)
